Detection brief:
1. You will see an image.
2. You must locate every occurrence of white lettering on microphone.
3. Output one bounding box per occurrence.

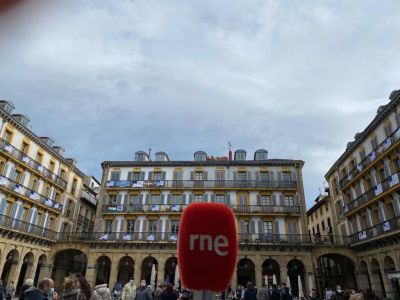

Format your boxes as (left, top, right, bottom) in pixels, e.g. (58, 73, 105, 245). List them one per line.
(189, 234, 229, 256)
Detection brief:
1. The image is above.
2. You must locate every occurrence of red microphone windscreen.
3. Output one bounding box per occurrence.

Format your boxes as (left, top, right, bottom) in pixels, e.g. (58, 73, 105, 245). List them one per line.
(178, 203, 238, 292)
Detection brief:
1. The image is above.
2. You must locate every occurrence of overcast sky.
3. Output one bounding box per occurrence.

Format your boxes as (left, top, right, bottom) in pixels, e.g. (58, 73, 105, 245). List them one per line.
(0, 1, 399, 208)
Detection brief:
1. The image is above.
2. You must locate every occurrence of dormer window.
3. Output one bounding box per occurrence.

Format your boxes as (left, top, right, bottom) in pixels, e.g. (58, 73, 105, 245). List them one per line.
(254, 149, 268, 161)
(194, 151, 207, 161)
(155, 151, 169, 162)
(234, 149, 246, 161)
(134, 151, 149, 162)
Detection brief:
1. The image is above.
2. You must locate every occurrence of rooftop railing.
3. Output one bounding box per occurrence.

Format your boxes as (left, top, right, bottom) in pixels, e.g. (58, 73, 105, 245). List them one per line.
(0, 175, 63, 212)
(339, 127, 400, 189)
(0, 138, 67, 189)
(342, 170, 400, 215)
(106, 180, 298, 189)
(0, 214, 57, 240)
(349, 215, 400, 244)
(102, 203, 301, 214)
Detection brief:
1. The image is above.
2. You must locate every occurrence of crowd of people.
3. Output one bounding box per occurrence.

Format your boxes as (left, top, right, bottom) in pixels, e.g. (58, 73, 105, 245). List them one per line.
(0, 275, 192, 300)
(0, 277, 385, 300)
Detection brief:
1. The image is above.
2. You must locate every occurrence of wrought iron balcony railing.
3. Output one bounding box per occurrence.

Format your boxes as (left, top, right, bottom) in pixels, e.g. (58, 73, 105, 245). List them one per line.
(0, 138, 67, 189)
(339, 127, 400, 189)
(349, 215, 400, 244)
(58, 231, 349, 246)
(0, 214, 57, 240)
(102, 203, 301, 214)
(342, 170, 400, 215)
(81, 190, 97, 206)
(0, 175, 63, 212)
(106, 180, 298, 189)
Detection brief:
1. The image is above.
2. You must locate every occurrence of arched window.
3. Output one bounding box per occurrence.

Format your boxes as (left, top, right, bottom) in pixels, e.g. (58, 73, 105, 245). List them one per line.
(0, 197, 8, 216)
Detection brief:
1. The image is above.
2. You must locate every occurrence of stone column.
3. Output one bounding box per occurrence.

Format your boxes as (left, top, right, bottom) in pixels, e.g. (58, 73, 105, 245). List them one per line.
(380, 264, 393, 298)
(255, 255, 262, 288)
(108, 254, 119, 290)
(134, 253, 142, 283)
(86, 254, 98, 288)
(11, 259, 23, 285)
(158, 255, 166, 285)
(280, 268, 288, 286)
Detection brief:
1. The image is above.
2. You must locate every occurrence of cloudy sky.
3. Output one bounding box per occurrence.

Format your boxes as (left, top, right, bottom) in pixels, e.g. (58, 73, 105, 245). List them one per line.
(0, 0, 399, 208)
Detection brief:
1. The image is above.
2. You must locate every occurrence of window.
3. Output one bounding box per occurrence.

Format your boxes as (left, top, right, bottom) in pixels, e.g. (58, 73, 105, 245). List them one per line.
(153, 172, 163, 181)
(4, 130, 12, 143)
(127, 220, 135, 233)
(171, 220, 179, 234)
(261, 195, 271, 206)
(109, 195, 117, 205)
(260, 172, 269, 182)
(255, 151, 268, 161)
(235, 150, 246, 161)
(135, 152, 147, 161)
(21, 142, 29, 155)
(110, 171, 120, 181)
(282, 172, 291, 182)
(237, 172, 246, 183)
(263, 221, 273, 234)
(384, 122, 393, 137)
(130, 195, 139, 205)
(0, 197, 8, 216)
(172, 194, 181, 205)
(194, 152, 206, 161)
(71, 178, 78, 195)
(151, 194, 161, 204)
(321, 220, 325, 231)
(194, 194, 203, 202)
(359, 149, 366, 160)
(243, 221, 249, 233)
(105, 220, 113, 233)
(60, 169, 67, 180)
(36, 152, 43, 163)
(148, 220, 158, 233)
(285, 196, 294, 206)
(371, 136, 378, 150)
(128, 172, 141, 181)
(49, 161, 55, 173)
(13, 170, 21, 182)
(195, 172, 203, 181)
(216, 195, 225, 203)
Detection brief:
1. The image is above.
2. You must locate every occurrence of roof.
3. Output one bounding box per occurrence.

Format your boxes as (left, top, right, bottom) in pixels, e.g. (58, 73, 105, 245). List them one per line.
(101, 158, 305, 169)
(325, 90, 400, 179)
(307, 195, 329, 216)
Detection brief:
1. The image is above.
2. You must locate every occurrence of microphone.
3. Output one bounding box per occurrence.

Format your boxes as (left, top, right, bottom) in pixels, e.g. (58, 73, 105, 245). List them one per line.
(178, 203, 238, 296)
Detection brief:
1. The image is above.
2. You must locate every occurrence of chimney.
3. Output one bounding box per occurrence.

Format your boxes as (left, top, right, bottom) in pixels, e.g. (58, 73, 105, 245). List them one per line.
(66, 158, 77, 166)
(228, 142, 232, 161)
(52, 146, 65, 156)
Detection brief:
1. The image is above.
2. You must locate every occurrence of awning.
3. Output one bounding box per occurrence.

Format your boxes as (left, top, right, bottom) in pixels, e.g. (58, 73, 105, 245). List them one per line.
(386, 271, 400, 280)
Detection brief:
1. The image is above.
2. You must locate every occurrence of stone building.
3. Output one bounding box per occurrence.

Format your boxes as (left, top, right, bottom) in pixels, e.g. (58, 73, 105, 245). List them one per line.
(325, 90, 400, 298)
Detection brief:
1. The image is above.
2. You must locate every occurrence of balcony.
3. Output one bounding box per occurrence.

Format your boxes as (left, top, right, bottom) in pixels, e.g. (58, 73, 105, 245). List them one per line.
(0, 214, 57, 240)
(80, 190, 97, 206)
(342, 170, 400, 216)
(59, 231, 349, 246)
(0, 138, 67, 189)
(339, 127, 400, 189)
(0, 175, 63, 212)
(106, 179, 298, 189)
(102, 204, 301, 214)
(349, 215, 400, 245)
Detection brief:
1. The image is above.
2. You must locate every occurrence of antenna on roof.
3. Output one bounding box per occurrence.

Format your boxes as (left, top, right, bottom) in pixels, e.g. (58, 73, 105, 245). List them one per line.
(318, 187, 322, 195)
(228, 142, 232, 161)
(148, 148, 152, 160)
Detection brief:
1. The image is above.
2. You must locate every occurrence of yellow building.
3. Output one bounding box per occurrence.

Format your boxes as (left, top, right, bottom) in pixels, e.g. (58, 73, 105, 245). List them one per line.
(307, 192, 334, 239)
(325, 90, 400, 298)
(54, 148, 317, 296)
(0, 100, 98, 294)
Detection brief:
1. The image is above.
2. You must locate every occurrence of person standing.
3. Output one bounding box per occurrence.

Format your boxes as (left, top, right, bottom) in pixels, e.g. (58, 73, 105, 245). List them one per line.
(122, 279, 137, 300)
(6, 281, 15, 299)
(243, 282, 257, 300)
(24, 278, 58, 300)
(59, 275, 87, 300)
(19, 279, 34, 300)
(154, 284, 163, 300)
(136, 280, 153, 300)
(161, 284, 178, 300)
(280, 283, 292, 300)
(270, 285, 280, 300)
(326, 288, 333, 300)
(330, 286, 345, 300)
(309, 288, 318, 300)
(0, 280, 6, 300)
(258, 285, 268, 300)
(92, 279, 112, 300)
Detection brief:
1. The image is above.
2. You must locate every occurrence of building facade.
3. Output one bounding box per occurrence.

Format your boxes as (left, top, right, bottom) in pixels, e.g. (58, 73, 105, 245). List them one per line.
(0, 100, 98, 294)
(72, 148, 316, 295)
(307, 192, 334, 239)
(325, 90, 400, 299)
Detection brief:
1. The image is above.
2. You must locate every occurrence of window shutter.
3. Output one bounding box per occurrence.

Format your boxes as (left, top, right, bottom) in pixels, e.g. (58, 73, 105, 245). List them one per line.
(21, 173, 27, 186)
(250, 220, 256, 233)
(255, 172, 260, 182)
(204, 194, 209, 202)
(117, 194, 122, 205)
(123, 194, 128, 205)
(148, 172, 153, 181)
(188, 194, 193, 204)
(0, 198, 7, 215)
(190, 172, 194, 181)
(139, 194, 144, 204)
(294, 195, 300, 206)
(162, 172, 166, 180)
(371, 170, 377, 186)
(120, 220, 125, 232)
(247, 171, 252, 181)
(277, 172, 282, 182)
(393, 195, 400, 216)
(162, 194, 166, 205)
(182, 194, 187, 204)
(226, 193, 231, 205)
(291, 171, 297, 181)
(142, 219, 147, 232)
(135, 219, 141, 232)
(269, 172, 274, 181)
(279, 195, 284, 206)
(256, 195, 261, 205)
(157, 219, 162, 239)
(211, 194, 215, 202)
(384, 160, 392, 178)
(272, 195, 277, 205)
(145, 194, 150, 204)
(9, 166, 15, 181)
(140, 172, 145, 180)
(233, 171, 237, 181)
(64, 198, 70, 215)
(203, 171, 208, 180)
(240, 221, 245, 234)
(274, 220, 280, 234)
(165, 219, 170, 233)
(167, 194, 172, 205)
(2, 164, 9, 176)
(112, 219, 118, 232)
(257, 220, 262, 234)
